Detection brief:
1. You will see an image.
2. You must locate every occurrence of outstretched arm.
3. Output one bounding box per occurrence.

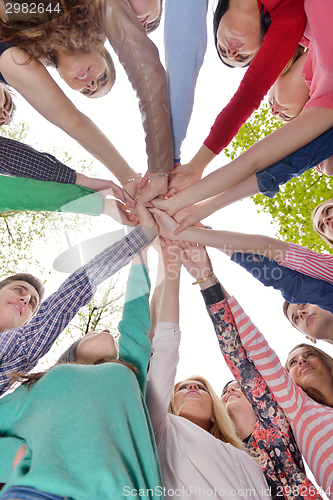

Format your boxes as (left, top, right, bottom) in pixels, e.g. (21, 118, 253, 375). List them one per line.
(146, 242, 182, 432)
(0, 47, 136, 184)
(153, 107, 333, 214)
(165, 0, 208, 164)
(151, 208, 289, 260)
(99, 0, 173, 175)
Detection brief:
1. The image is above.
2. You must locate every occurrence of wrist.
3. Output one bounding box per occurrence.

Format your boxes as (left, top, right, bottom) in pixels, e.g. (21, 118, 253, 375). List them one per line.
(191, 145, 216, 173)
(122, 173, 142, 186)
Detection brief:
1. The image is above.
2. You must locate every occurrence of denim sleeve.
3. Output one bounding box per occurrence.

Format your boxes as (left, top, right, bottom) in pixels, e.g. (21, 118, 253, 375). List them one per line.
(165, 0, 208, 162)
(231, 252, 333, 314)
(256, 127, 333, 197)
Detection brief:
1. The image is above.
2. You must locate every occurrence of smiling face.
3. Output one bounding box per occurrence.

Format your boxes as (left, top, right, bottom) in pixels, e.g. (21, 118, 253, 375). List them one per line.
(0, 280, 39, 332)
(286, 303, 333, 343)
(268, 53, 309, 121)
(174, 379, 214, 431)
(75, 330, 118, 365)
(287, 346, 332, 391)
(56, 51, 114, 98)
(127, 0, 161, 30)
(221, 381, 254, 415)
(216, 9, 261, 68)
(313, 200, 333, 242)
(0, 83, 13, 125)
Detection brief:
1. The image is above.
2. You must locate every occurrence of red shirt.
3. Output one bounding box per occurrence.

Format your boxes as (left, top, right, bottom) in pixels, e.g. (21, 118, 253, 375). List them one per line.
(204, 0, 306, 155)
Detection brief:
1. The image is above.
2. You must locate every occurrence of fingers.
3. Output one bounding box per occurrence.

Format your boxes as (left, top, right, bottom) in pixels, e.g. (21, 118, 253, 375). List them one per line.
(138, 170, 149, 189)
(174, 217, 191, 235)
(168, 165, 183, 176)
(164, 187, 177, 198)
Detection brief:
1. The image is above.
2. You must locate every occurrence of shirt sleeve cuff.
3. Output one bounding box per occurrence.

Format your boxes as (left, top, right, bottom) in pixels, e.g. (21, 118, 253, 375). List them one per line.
(201, 283, 225, 305)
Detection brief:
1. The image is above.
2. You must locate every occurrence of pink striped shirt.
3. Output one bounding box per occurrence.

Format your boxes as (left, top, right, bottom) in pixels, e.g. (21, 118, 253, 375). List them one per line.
(228, 296, 333, 498)
(280, 243, 333, 285)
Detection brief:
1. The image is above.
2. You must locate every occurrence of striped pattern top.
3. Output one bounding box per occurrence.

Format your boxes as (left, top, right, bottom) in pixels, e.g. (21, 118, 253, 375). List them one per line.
(280, 243, 333, 285)
(228, 296, 333, 499)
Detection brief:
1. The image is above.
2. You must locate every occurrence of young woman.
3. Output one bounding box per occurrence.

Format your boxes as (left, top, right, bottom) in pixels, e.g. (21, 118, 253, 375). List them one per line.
(0, 243, 162, 500)
(146, 241, 270, 500)
(0, 0, 172, 200)
(268, 47, 309, 121)
(166, 0, 306, 194)
(179, 243, 322, 500)
(179, 243, 333, 497)
(155, 0, 333, 219)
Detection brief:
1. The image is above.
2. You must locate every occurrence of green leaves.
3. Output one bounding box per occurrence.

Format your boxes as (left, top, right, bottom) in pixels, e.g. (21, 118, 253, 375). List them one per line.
(224, 104, 333, 253)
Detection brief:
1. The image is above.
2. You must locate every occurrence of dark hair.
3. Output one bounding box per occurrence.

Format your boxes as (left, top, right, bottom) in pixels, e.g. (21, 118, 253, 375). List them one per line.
(213, 0, 271, 68)
(221, 380, 236, 397)
(282, 299, 295, 327)
(0, 273, 44, 304)
(285, 343, 333, 407)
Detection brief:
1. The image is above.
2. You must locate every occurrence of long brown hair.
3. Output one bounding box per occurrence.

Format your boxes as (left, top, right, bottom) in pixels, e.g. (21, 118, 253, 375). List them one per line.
(0, 0, 107, 67)
(285, 343, 333, 407)
(169, 375, 244, 451)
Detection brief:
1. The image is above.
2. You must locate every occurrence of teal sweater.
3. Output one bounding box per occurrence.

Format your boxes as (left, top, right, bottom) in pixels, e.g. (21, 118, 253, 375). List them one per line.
(0, 265, 162, 500)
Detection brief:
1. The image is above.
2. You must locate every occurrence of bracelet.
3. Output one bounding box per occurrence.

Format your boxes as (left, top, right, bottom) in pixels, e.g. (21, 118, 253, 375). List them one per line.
(122, 173, 142, 185)
(192, 272, 215, 285)
(149, 173, 169, 179)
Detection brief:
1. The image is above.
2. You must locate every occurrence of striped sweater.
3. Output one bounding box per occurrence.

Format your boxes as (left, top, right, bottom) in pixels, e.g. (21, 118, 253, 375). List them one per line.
(228, 296, 333, 499)
(280, 243, 333, 285)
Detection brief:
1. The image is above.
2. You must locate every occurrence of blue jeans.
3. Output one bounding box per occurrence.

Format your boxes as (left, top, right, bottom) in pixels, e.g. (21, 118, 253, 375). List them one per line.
(256, 126, 333, 198)
(0, 486, 69, 500)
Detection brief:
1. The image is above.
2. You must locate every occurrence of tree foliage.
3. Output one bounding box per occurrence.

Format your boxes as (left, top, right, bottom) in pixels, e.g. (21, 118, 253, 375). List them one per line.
(0, 121, 95, 278)
(224, 104, 333, 253)
(1, 119, 128, 368)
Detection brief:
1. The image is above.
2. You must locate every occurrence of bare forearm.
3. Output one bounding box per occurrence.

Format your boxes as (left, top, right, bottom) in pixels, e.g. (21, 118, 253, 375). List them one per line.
(159, 273, 180, 324)
(197, 174, 260, 218)
(190, 144, 216, 173)
(175, 228, 289, 261)
(169, 107, 333, 211)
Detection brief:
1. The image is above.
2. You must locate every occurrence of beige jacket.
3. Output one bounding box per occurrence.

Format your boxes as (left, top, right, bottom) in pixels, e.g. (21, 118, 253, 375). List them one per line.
(95, 0, 173, 173)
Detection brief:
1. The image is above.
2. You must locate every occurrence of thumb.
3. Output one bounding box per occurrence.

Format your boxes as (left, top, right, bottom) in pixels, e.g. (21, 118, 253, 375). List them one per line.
(168, 165, 183, 176)
(138, 170, 149, 189)
(174, 217, 191, 235)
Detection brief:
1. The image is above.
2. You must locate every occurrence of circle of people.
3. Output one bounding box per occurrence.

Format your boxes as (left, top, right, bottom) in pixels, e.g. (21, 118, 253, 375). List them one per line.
(0, 0, 332, 499)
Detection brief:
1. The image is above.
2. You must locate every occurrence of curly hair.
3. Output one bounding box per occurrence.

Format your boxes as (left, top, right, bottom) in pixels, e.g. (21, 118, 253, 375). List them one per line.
(0, 0, 107, 67)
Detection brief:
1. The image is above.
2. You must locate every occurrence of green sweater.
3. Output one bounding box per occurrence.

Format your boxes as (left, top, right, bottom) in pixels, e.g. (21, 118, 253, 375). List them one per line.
(0, 265, 162, 500)
(0, 176, 103, 216)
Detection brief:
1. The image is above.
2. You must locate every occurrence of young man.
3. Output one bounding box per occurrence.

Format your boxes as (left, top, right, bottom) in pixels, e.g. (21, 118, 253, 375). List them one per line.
(0, 202, 156, 396)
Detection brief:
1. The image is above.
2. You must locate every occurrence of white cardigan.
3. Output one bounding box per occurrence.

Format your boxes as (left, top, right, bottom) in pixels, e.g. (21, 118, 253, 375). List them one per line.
(146, 322, 271, 500)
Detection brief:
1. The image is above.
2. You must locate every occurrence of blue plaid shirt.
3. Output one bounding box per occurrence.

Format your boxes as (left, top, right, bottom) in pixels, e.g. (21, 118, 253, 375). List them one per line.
(0, 227, 151, 396)
(0, 136, 76, 184)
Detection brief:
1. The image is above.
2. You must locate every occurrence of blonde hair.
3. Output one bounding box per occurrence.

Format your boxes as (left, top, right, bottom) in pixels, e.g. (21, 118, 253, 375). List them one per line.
(312, 199, 333, 248)
(280, 44, 306, 77)
(169, 375, 244, 451)
(273, 45, 307, 124)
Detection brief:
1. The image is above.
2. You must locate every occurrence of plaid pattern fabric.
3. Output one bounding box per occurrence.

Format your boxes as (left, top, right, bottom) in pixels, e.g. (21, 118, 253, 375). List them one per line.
(0, 227, 150, 395)
(0, 137, 76, 184)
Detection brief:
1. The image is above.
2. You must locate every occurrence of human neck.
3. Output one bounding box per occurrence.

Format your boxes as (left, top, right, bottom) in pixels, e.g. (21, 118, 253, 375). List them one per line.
(229, 0, 259, 15)
(229, 409, 256, 440)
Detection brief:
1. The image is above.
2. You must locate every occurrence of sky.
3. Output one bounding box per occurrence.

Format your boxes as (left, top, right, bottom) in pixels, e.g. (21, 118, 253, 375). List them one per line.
(8, 0, 333, 389)
(4, 0, 333, 422)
